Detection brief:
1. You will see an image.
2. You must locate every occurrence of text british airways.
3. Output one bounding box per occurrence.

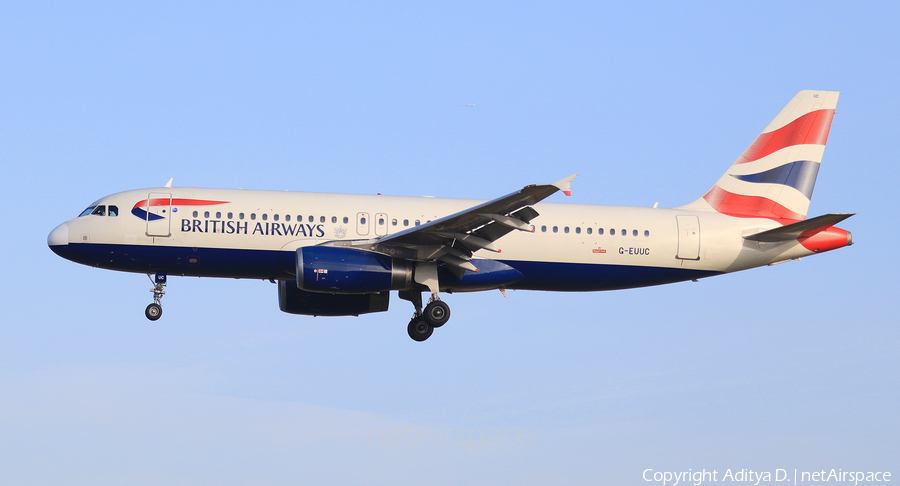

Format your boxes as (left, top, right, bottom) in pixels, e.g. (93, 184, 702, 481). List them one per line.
(181, 219, 325, 237)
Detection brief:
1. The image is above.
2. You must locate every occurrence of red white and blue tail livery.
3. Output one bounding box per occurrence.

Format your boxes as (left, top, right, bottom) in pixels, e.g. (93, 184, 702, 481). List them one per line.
(48, 91, 853, 341)
(681, 90, 839, 222)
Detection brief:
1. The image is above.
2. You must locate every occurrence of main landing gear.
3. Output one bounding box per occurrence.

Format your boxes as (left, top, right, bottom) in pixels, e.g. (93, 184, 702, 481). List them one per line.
(145, 273, 166, 321)
(400, 291, 451, 342)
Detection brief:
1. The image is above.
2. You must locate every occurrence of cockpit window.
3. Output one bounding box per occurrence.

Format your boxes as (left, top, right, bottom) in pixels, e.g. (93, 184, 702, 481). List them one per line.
(79, 205, 109, 216)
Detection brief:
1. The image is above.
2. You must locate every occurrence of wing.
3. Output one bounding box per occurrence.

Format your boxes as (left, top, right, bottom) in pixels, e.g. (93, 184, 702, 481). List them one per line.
(323, 174, 577, 275)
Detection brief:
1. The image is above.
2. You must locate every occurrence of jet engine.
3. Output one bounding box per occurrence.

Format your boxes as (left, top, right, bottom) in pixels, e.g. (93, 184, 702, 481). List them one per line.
(296, 246, 413, 294)
(278, 281, 390, 316)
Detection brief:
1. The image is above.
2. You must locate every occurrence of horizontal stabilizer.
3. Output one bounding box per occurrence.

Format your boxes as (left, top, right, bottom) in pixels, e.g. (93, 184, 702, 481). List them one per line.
(743, 213, 854, 242)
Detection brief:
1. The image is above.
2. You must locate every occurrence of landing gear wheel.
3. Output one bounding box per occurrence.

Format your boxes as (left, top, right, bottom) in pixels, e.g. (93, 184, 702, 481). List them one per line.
(407, 317, 433, 342)
(145, 303, 162, 321)
(145, 273, 167, 321)
(423, 300, 450, 328)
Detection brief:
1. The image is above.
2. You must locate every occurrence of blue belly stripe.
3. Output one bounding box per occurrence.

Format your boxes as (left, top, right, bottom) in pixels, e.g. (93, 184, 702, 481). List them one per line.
(50, 243, 720, 291)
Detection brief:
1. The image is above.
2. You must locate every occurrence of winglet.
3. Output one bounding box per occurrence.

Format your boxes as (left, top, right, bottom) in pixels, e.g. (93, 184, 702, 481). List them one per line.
(552, 174, 578, 196)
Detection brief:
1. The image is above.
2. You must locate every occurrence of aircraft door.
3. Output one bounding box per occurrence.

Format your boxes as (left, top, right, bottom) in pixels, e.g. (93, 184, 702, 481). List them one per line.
(145, 192, 173, 237)
(357, 212, 370, 236)
(374, 213, 388, 236)
(675, 215, 700, 260)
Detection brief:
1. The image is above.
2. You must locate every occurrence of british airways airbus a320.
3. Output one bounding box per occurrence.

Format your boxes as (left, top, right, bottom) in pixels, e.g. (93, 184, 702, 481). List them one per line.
(49, 91, 853, 341)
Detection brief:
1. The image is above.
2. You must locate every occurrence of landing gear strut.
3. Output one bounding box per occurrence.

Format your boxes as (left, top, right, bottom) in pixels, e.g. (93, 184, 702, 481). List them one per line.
(145, 273, 166, 321)
(399, 290, 451, 342)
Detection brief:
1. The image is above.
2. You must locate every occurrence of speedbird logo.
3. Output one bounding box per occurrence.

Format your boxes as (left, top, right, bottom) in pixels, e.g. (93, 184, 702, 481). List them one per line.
(131, 198, 229, 221)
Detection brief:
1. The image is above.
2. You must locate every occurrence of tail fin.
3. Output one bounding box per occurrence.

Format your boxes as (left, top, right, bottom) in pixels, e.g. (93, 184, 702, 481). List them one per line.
(678, 90, 840, 222)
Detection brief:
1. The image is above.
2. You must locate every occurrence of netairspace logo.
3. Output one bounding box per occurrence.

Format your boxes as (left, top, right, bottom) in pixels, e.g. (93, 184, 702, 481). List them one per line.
(642, 468, 891, 486)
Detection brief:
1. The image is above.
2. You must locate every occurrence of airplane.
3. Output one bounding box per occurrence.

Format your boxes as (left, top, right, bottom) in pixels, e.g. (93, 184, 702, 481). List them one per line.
(48, 90, 853, 342)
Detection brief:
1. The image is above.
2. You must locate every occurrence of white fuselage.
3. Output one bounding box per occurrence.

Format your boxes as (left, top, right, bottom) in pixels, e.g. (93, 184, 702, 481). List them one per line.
(49, 186, 818, 291)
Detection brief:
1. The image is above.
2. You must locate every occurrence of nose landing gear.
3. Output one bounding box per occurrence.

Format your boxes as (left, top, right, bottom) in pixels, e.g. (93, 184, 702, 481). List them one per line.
(145, 273, 166, 321)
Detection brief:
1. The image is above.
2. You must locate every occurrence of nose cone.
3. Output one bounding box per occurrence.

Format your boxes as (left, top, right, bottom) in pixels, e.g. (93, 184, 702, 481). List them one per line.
(48, 223, 70, 250)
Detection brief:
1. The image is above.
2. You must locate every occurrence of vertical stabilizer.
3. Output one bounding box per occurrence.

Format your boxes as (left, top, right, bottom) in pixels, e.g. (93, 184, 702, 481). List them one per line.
(678, 90, 840, 222)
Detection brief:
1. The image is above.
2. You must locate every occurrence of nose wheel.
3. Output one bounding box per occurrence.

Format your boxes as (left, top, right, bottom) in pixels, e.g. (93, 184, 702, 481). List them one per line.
(145, 273, 167, 321)
(145, 302, 162, 320)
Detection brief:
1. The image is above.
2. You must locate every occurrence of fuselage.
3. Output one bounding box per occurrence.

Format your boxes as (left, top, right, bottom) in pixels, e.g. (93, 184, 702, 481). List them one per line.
(48, 186, 839, 292)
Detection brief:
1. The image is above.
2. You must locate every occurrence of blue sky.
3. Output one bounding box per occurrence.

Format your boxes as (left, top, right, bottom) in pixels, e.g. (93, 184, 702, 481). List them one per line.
(1, 1, 897, 484)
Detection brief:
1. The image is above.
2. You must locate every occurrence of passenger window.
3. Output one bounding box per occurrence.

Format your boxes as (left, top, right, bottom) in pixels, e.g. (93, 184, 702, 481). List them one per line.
(332, 216, 337, 223)
(415, 220, 420, 226)
(343, 217, 349, 224)
(633, 229, 638, 237)
(204, 211, 210, 218)
(108, 205, 118, 217)
(621, 229, 626, 236)
(262, 214, 268, 221)
(587, 227, 592, 235)
(361, 217, 367, 225)
(541, 225, 547, 232)
(575, 227, 581, 234)
(644, 230, 650, 237)
(228, 212, 233, 219)
(274, 214, 279, 221)
(553, 226, 558, 233)
(296, 215, 302, 221)
(379, 217, 385, 225)
(320, 216, 325, 223)
(598, 228, 604, 235)
(403, 219, 409, 226)
(564, 227, 569, 234)
(392, 219, 397, 226)
(251, 213, 256, 220)
(91, 206, 106, 216)
(285, 214, 290, 222)
(308, 216, 314, 223)
(216, 212, 221, 219)
(610, 229, 615, 235)
(239, 213, 245, 220)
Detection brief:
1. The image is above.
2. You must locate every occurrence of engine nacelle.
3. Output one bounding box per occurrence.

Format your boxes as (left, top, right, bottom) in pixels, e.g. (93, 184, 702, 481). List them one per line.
(296, 246, 413, 294)
(278, 280, 390, 316)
